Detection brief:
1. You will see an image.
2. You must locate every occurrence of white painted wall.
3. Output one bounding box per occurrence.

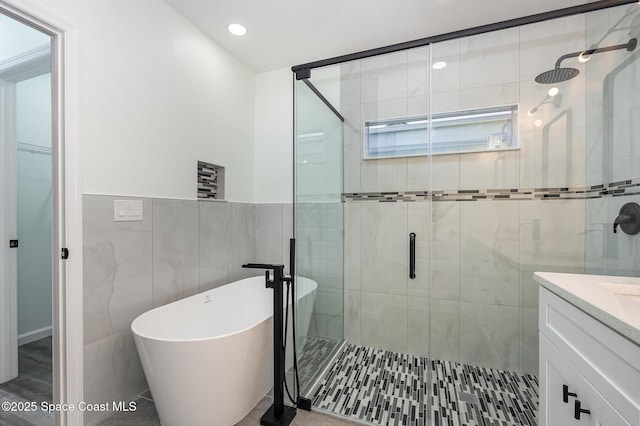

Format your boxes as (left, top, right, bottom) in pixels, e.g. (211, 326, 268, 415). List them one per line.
(27, 0, 255, 202)
(254, 68, 293, 203)
(254, 66, 341, 203)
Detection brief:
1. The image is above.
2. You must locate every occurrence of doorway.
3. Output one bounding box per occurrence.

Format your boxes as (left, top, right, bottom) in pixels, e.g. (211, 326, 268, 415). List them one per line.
(0, 1, 82, 424)
(0, 10, 54, 426)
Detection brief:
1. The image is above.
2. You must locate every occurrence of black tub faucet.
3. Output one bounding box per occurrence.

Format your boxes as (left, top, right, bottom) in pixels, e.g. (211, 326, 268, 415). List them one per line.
(241, 262, 296, 425)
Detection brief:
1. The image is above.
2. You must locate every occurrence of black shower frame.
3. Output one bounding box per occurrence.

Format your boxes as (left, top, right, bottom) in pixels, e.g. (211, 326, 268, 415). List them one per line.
(291, 0, 637, 80)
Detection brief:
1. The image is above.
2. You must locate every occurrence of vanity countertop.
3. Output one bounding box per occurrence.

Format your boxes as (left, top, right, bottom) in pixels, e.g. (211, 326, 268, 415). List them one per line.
(534, 272, 640, 346)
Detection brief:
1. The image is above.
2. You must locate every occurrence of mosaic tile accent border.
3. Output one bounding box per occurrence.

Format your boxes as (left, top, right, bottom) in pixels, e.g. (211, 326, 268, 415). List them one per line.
(590, 177, 640, 198)
(311, 343, 538, 426)
(342, 178, 640, 202)
(197, 160, 225, 200)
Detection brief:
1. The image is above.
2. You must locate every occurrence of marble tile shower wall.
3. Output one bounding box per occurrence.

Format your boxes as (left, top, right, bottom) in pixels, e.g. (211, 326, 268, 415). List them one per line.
(341, 14, 589, 195)
(344, 199, 584, 374)
(339, 14, 591, 375)
(584, 4, 640, 188)
(586, 194, 640, 277)
(82, 195, 263, 425)
(584, 6, 640, 279)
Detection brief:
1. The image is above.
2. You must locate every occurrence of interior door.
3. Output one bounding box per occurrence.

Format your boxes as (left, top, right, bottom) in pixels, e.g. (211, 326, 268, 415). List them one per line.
(0, 77, 18, 383)
(0, 13, 54, 385)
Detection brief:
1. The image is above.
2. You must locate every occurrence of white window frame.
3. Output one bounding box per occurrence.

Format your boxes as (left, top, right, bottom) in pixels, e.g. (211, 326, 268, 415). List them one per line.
(363, 104, 519, 160)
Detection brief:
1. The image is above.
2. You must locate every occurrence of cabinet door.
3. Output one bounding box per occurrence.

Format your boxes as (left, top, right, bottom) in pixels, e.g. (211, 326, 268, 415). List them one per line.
(540, 334, 631, 426)
(575, 377, 631, 426)
(541, 333, 582, 425)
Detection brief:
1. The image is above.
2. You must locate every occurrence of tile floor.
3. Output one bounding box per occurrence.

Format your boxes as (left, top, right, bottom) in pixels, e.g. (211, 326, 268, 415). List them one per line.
(96, 393, 358, 426)
(0, 337, 54, 426)
(0, 337, 538, 426)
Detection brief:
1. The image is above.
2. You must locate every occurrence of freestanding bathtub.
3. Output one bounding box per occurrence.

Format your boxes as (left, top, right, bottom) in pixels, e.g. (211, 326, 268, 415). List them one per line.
(131, 275, 317, 426)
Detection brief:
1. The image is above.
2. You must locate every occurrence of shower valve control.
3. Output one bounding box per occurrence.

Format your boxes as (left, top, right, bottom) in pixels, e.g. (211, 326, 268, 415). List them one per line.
(613, 202, 640, 235)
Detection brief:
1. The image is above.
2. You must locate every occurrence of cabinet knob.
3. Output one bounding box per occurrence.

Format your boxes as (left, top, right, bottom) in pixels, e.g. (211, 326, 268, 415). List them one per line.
(574, 400, 591, 420)
(562, 384, 577, 403)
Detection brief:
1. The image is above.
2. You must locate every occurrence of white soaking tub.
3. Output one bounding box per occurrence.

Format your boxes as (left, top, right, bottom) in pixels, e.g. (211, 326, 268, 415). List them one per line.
(131, 275, 317, 426)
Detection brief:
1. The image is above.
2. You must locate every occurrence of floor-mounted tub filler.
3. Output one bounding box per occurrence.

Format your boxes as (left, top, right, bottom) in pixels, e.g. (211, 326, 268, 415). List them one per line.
(131, 275, 318, 426)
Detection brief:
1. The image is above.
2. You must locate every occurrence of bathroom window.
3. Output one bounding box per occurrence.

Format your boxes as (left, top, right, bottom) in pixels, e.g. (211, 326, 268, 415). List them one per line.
(363, 105, 519, 159)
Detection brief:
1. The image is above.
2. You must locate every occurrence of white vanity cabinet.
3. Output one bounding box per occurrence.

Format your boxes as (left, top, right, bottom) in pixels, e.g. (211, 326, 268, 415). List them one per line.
(537, 283, 640, 426)
(540, 334, 629, 425)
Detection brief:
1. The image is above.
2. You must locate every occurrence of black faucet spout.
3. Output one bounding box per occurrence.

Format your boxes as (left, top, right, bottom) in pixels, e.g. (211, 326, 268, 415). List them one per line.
(242, 263, 284, 270)
(242, 263, 285, 289)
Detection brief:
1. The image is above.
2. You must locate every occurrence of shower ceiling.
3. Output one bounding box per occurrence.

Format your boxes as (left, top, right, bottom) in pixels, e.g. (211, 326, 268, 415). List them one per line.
(164, 0, 588, 73)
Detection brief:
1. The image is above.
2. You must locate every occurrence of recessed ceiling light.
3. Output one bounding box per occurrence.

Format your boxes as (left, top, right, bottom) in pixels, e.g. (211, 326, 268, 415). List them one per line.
(228, 23, 247, 36)
(432, 61, 447, 70)
(548, 87, 559, 97)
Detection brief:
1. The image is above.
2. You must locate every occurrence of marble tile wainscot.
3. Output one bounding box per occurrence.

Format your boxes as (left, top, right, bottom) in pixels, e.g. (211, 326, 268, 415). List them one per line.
(82, 195, 292, 425)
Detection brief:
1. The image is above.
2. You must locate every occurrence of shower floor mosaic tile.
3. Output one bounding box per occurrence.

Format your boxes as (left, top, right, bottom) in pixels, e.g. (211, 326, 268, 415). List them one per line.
(296, 337, 344, 393)
(310, 344, 538, 426)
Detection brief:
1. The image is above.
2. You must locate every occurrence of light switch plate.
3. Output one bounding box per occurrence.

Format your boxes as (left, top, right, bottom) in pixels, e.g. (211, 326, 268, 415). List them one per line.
(114, 200, 143, 222)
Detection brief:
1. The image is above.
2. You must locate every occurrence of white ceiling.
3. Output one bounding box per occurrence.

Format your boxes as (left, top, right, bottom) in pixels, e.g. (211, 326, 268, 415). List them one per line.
(164, 0, 591, 73)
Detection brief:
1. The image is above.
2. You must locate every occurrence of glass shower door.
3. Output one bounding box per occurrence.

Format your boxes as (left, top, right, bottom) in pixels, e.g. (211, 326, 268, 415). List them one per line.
(584, 3, 640, 278)
(294, 75, 345, 397)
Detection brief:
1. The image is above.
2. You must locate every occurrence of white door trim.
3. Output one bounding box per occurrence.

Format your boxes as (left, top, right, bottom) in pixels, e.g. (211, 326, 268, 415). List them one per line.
(0, 2, 83, 425)
(0, 78, 18, 384)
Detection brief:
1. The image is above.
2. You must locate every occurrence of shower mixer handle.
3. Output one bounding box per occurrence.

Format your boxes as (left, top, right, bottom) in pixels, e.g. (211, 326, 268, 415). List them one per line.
(613, 214, 632, 233)
(613, 203, 640, 235)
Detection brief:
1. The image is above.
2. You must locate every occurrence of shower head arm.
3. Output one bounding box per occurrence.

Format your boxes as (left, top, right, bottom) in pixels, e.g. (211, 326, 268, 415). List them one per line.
(554, 38, 637, 68)
(554, 51, 582, 68)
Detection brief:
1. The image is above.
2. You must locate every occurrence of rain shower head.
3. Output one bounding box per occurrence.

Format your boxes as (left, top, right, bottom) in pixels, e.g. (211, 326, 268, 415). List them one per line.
(534, 38, 637, 84)
(534, 67, 580, 84)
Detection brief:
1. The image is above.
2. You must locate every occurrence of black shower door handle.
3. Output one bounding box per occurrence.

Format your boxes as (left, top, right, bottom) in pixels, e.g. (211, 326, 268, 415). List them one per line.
(409, 233, 416, 279)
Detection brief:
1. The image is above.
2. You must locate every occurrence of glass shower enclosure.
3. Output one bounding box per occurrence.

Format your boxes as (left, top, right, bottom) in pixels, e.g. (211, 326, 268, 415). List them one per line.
(293, 2, 640, 424)
(294, 76, 345, 396)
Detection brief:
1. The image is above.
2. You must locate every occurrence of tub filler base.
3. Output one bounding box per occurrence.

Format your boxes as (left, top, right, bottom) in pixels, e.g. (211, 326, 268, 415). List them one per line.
(261, 404, 297, 426)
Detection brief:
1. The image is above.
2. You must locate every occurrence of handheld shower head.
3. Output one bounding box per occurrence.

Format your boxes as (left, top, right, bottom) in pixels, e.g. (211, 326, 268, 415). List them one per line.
(534, 38, 637, 84)
(527, 92, 562, 116)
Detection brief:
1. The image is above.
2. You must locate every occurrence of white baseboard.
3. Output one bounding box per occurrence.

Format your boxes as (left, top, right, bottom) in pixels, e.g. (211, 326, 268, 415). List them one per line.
(18, 325, 52, 346)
